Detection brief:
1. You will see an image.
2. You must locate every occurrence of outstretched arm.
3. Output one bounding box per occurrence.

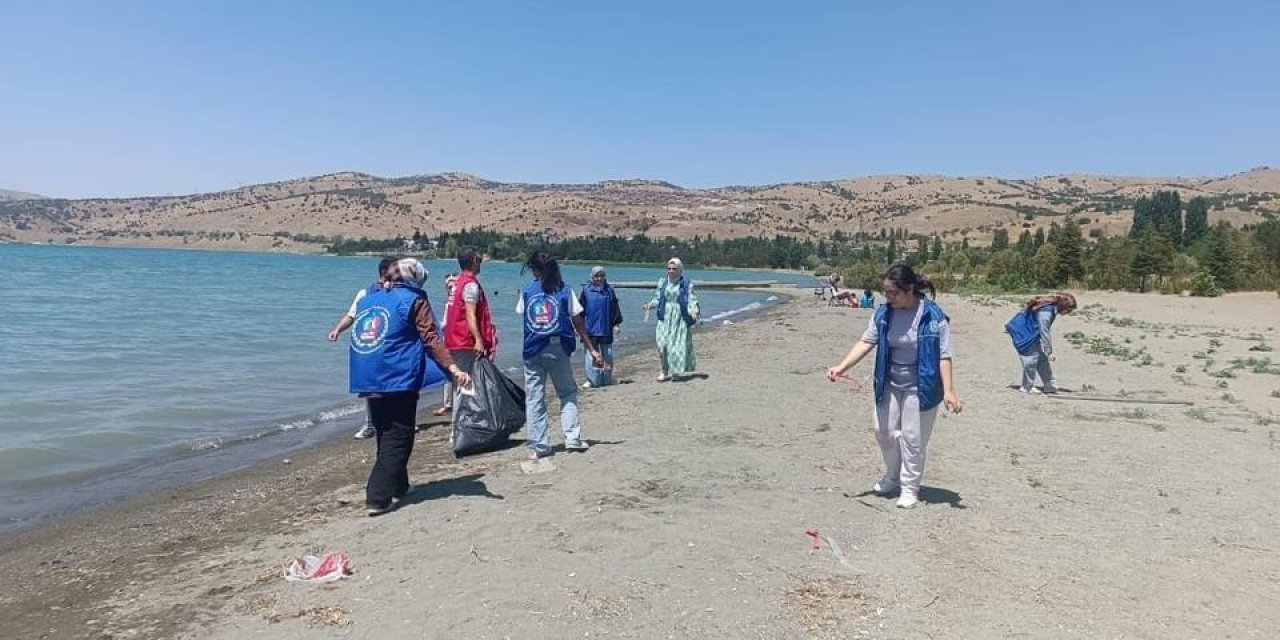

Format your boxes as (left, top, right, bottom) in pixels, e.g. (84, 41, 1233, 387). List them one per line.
(328, 315, 355, 341)
(828, 341, 874, 379)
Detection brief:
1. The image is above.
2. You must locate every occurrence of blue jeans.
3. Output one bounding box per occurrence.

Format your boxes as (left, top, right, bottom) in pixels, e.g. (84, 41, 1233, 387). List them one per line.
(524, 343, 582, 455)
(585, 340, 614, 387)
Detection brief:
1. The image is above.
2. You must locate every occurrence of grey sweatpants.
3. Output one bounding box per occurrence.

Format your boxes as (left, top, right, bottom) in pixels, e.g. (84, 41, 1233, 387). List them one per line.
(1018, 348, 1054, 391)
(874, 387, 939, 495)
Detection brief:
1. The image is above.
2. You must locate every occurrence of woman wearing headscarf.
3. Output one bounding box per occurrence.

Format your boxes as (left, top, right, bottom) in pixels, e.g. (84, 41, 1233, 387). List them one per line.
(826, 264, 963, 509)
(349, 258, 471, 516)
(1005, 292, 1077, 394)
(578, 266, 623, 388)
(642, 257, 700, 382)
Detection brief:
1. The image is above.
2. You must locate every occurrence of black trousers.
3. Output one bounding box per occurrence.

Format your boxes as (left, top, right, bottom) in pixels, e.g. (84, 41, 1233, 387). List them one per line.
(366, 391, 420, 508)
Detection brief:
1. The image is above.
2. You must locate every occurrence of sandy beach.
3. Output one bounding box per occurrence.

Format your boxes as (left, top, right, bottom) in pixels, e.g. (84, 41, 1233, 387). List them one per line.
(2, 289, 1278, 639)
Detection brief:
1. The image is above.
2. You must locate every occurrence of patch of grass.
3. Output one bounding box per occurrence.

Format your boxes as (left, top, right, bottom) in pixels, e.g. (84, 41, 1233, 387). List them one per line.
(1064, 331, 1087, 347)
(1108, 316, 1136, 327)
(1217, 380, 1230, 389)
(1256, 415, 1280, 426)
(1229, 357, 1280, 375)
(1210, 368, 1238, 379)
(1249, 343, 1273, 352)
(1222, 393, 1240, 404)
(1272, 389, 1280, 398)
(1186, 408, 1214, 422)
(1174, 364, 1188, 373)
(1191, 351, 1209, 360)
(1083, 335, 1149, 363)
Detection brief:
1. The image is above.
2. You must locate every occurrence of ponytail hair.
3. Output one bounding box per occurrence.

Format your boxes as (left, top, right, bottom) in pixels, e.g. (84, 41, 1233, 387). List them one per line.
(884, 263, 935, 299)
(522, 250, 564, 294)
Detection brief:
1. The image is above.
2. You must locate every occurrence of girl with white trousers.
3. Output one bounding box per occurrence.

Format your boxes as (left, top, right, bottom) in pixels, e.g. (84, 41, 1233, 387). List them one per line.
(827, 264, 963, 509)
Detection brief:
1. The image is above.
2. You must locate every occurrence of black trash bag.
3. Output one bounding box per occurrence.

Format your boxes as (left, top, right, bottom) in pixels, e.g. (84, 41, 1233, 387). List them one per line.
(451, 357, 526, 457)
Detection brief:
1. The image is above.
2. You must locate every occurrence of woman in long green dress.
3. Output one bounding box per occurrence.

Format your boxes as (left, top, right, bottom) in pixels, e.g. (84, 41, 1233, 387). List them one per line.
(642, 257, 700, 381)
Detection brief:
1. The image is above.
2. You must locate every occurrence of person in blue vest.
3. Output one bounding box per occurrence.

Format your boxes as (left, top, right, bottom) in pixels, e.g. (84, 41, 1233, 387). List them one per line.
(350, 258, 471, 516)
(1005, 292, 1077, 394)
(642, 257, 700, 381)
(328, 256, 399, 439)
(518, 251, 604, 458)
(826, 264, 963, 509)
(858, 289, 876, 310)
(578, 266, 624, 388)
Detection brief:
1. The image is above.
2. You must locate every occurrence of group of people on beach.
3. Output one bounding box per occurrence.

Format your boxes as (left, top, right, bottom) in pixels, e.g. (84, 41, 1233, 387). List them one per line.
(330, 251, 704, 515)
(332, 250, 1074, 515)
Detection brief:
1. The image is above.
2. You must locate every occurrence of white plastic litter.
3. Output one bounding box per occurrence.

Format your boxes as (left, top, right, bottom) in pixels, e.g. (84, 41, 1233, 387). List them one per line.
(284, 551, 352, 582)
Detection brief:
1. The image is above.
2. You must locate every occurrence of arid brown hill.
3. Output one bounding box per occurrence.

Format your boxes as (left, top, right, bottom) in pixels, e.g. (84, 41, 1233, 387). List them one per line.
(2, 168, 1277, 252)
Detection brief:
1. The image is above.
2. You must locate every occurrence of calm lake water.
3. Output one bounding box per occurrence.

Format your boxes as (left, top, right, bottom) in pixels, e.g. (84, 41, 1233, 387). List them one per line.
(0, 244, 811, 532)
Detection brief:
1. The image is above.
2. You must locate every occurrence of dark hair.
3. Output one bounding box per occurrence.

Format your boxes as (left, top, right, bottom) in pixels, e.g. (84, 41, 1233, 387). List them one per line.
(378, 255, 403, 280)
(522, 250, 564, 294)
(864, 289, 873, 297)
(884, 263, 936, 299)
(457, 247, 482, 271)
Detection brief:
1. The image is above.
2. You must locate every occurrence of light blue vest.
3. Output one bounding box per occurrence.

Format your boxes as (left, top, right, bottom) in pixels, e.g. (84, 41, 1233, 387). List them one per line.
(522, 281, 577, 359)
(349, 283, 428, 394)
(872, 300, 948, 411)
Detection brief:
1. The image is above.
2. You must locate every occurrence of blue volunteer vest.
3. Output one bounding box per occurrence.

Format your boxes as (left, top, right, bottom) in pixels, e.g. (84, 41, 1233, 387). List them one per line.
(349, 283, 429, 394)
(655, 276, 696, 326)
(872, 299, 948, 411)
(580, 283, 616, 338)
(1004, 304, 1056, 355)
(522, 281, 577, 360)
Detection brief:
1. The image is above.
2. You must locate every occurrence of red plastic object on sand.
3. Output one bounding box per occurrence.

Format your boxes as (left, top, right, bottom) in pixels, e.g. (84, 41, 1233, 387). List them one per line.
(284, 551, 352, 582)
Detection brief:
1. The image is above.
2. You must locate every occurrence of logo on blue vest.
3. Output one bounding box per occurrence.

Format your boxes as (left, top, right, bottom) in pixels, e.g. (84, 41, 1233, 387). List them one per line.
(525, 293, 561, 335)
(351, 307, 391, 354)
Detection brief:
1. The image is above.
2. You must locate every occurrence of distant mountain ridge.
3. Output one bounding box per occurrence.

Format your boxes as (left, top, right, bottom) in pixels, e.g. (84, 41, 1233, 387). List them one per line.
(1, 168, 1277, 252)
(0, 188, 45, 201)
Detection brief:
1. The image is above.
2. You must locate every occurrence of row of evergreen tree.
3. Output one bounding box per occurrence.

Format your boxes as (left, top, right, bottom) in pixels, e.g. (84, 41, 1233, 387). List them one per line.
(318, 189, 1279, 295)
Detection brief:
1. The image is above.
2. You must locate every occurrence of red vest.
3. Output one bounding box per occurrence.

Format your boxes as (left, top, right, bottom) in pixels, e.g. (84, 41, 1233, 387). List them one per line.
(444, 272, 498, 353)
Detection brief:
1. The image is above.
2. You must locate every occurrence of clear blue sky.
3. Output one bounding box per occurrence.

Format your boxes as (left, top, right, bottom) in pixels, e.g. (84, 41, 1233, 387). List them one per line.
(1, 0, 1277, 198)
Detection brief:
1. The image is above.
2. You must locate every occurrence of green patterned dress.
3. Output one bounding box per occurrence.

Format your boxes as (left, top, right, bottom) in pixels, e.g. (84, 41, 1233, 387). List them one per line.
(648, 278, 699, 376)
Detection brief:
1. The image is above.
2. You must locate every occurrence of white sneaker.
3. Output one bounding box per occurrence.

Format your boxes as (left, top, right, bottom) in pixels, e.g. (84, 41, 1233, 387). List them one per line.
(582, 381, 593, 389)
(872, 476, 900, 495)
(353, 424, 376, 439)
(1019, 386, 1042, 395)
(896, 492, 920, 509)
(565, 439, 590, 451)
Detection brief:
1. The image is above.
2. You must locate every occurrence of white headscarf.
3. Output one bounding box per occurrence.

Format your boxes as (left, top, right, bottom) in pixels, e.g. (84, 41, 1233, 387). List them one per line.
(666, 257, 684, 282)
(393, 258, 428, 288)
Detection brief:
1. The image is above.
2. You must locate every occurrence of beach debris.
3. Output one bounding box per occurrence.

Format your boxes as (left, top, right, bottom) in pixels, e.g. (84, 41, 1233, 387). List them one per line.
(284, 551, 352, 582)
(805, 528, 852, 567)
(282, 458, 292, 465)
